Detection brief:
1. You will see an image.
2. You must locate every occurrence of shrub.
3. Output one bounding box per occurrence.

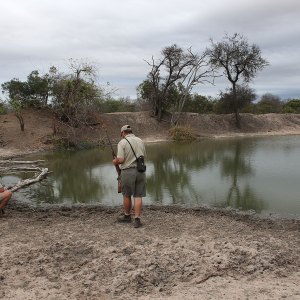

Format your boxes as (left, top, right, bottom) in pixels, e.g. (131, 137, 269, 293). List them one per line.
(0, 99, 9, 114)
(283, 99, 300, 113)
(168, 126, 196, 141)
(0, 104, 6, 115)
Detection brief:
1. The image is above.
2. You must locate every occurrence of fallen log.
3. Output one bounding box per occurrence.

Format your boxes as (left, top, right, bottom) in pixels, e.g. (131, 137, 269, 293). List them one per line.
(7, 168, 50, 192)
(0, 160, 45, 165)
(0, 166, 44, 172)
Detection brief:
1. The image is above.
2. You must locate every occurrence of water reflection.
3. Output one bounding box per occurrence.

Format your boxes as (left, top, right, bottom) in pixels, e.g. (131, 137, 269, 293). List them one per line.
(48, 151, 105, 203)
(146, 141, 218, 205)
(4, 136, 300, 216)
(146, 142, 197, 204)
(146, 139, 265, 212)
(218, 140, 265, 212)
(13, 150, 111, 205)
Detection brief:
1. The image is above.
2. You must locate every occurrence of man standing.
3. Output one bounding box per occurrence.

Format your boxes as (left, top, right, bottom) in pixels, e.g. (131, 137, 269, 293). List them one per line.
(112, 125, 146, 228)
(0, 183, 12, 214)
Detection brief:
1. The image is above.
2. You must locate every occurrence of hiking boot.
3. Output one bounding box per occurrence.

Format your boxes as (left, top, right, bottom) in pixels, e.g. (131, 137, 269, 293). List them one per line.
(117, 214, 132, 223)
(134, 218, 142, 228)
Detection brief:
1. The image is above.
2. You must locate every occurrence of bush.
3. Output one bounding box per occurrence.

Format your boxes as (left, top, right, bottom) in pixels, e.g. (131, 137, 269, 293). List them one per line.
(241, 103, 257, 113)
(100, 98, 136, 113)
(51, 136, 95, 151)
(0, 102, 6, 114)
(168, 126, 196, 141)
(283, 99, 300, 113)
(183, 94, 215, 114)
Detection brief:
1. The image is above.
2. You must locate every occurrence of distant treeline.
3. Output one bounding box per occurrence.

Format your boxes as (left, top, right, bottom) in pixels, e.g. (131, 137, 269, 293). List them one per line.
(1, 34, 300, 131)
(1, 66, 299, 116)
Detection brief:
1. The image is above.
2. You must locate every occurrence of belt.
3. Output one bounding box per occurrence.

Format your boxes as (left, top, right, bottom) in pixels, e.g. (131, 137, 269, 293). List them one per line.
(122, 166, 136, 170)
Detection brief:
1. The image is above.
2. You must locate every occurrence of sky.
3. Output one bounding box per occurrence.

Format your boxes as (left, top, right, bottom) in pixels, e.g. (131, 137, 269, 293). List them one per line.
(0, 0, 300, 100)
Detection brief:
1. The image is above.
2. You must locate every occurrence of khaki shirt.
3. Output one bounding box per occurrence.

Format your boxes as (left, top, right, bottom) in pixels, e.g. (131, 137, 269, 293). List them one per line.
(117, 134, 146, 170)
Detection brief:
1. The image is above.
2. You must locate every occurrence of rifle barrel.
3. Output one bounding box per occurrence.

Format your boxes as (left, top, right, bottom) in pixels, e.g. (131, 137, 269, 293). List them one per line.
(105, 130, 121, 178)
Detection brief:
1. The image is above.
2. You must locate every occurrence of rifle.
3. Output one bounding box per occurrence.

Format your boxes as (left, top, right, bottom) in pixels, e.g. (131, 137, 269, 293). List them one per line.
(105, 130, 122, 193)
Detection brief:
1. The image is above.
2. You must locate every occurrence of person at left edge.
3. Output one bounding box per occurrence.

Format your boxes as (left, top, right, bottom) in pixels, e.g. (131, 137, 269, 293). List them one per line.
(0, 183, 12, 214)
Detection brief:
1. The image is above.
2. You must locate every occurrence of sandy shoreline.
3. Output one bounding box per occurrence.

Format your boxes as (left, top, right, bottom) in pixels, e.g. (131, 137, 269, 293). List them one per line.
(1, 129, 300, 160)
(1, 204, 300, 300)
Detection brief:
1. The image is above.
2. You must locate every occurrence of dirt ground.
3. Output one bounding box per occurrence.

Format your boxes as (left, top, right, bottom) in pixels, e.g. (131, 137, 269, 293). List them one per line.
(1, 109, 300, 299)
(1, 206, 300, 300)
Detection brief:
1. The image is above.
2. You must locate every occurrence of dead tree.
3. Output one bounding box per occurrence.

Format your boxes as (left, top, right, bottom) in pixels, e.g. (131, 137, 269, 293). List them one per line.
(144, 45, 215, 124)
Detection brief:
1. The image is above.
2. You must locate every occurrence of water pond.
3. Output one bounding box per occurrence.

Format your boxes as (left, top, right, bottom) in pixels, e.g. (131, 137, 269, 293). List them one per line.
(2, 135, 300, 218)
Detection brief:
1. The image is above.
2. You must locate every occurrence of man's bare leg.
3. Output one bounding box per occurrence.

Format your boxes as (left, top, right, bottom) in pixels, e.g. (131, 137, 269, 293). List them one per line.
(133, 197, 143, 228)
(134, 197, 142, 218)
(117, 196, 132, 223)
(123, 196, 132, 215)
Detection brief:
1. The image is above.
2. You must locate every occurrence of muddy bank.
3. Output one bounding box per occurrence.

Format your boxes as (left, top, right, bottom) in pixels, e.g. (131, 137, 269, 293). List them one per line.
(2, 110, 300, 159)
(1, 204, 300, 300)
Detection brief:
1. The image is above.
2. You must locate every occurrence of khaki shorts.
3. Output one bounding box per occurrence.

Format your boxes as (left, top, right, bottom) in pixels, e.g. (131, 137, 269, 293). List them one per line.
(121, 168, 146, 197)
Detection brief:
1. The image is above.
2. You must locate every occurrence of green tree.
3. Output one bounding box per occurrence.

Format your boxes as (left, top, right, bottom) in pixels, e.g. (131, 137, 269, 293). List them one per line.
(1, 78, 28, 131)
(137, 79, 178, 116)
(9, 96, 25, 131)
(100, 97, 136, 113)
(1, 71, 51, 107)
(183, 94, 215, 113)
(256, 93, 283, 113)
(216, 84, 256, 114)
(207, 33, 269, 127)
(1, 60, 108, 132)
(1, 78, 29, 131)
(0, 98, 7, 114)
(283, 99, 300, 113)
(1, 78, 29, 105)
(51, 60, 103, 125)
(27, 70, 51, 106)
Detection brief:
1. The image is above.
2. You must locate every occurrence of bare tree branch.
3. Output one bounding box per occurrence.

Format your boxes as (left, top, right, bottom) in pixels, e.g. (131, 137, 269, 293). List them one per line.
(0, 160, 50, 192)
(142, 44, 215, 123)
(0, 160, 45, 165)
(8, 168, 49, 192)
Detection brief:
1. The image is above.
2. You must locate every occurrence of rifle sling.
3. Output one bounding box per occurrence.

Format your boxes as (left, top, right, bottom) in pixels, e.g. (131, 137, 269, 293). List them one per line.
(124, 138, 138, 160)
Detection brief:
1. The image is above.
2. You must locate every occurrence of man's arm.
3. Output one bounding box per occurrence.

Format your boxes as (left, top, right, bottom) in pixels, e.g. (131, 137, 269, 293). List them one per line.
(113, 157, 125, 165)
(113, 141, 125, 166)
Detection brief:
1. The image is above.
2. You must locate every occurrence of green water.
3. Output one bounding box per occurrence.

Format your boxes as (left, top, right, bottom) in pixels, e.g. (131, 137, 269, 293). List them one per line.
(3, 135, 300, 217)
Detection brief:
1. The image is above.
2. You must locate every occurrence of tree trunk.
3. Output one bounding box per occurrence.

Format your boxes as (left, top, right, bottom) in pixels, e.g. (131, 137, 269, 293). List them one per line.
(15, 112, 25, 131)
(157, 97, 163, 121)
(232, 83, 241, 129)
